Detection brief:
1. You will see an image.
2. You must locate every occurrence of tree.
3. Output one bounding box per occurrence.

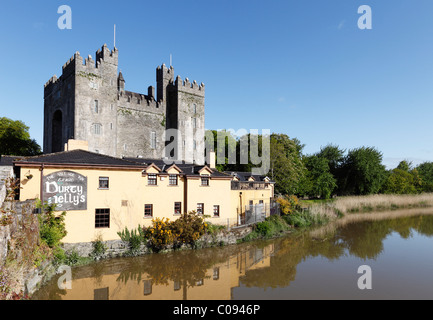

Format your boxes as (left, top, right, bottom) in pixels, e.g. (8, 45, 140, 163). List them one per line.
(301, 155, 337, 199)
(416, 162, 433, 192)
(0, 117, 41, 156)
(381, 161, 422, 194)
(269, 134, 306, 195)
(337, 146, 386, 195)
(382, 169, 416, 194)
(316, 144, 345, 175)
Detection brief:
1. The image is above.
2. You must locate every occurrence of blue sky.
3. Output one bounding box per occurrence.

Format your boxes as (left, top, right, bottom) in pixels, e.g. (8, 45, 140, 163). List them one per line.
(0, 0, 432, 169)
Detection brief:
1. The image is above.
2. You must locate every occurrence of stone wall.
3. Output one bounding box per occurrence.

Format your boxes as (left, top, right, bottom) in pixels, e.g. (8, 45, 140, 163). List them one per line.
(0, 200, 54, 297)
(0, 200, 39, 266)
(61, 226, 252, 259)
(0, 166, 13, 208)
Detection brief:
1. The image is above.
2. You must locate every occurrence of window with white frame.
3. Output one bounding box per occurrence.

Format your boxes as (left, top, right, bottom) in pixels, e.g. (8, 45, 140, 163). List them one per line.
(94, 123, 102, 135)
(150, 131, 156, 149)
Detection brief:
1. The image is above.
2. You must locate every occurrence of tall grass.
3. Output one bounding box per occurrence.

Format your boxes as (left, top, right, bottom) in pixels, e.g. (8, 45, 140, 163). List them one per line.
(308, 193, 433, 217)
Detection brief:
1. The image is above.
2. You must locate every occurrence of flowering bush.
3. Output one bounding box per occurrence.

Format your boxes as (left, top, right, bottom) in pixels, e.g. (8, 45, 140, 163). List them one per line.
(276, 195, 301, 215)
(147, 218, 176, 250)
(171, 211, 207, 245)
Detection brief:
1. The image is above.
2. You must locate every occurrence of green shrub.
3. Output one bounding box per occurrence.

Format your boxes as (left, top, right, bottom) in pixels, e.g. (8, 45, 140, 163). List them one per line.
(38, 203, 67, 249)
(282, 210, 329, 228)
(171, 211, 207, 246)
(91, 235, 107, 259)
(255, 221, 271, 237)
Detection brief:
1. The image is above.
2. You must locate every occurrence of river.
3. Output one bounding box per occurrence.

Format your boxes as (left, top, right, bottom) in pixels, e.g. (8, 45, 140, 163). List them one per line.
(31, 208, 433, 300)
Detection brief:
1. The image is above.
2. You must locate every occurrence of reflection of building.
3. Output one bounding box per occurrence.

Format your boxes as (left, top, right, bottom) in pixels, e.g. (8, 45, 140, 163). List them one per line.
(10, 141, 275, 245)
(42, 244, 275, 300)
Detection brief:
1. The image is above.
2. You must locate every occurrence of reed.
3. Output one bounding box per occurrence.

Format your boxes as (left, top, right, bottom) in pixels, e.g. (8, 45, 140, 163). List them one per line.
(308, 193, 433, 217)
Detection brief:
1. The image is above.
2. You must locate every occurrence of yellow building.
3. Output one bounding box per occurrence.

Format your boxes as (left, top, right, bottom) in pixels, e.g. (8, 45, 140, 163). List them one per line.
(11, 146, 275, 245)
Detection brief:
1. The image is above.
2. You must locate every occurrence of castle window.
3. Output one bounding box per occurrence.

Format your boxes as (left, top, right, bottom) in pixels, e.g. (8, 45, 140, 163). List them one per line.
(193, 104, 197, 114)
(193, 140, 197, 150)
(192, 117, 197, 129)
(94, 123, 102, 135)
(94, 100, 99, 113)
(150, 131, 156, 149)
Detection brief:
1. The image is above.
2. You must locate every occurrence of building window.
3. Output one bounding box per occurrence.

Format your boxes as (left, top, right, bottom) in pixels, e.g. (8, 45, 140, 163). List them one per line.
(143, 280, 152, 296)
(122, 200, 128, 207)
(201, 175, 209, 186)
(174, 202, 182, 215)
(192, 117, 197, 129)
(144, 204, 153, 217)
(150, 131, 156, 149)
(193, 104, 197, 114)
(148, 174, 157, 186)
(197, 203, 204, 215)
(99, 177, 109, 189)
(169, 174, 178, 186)
(95, 209, 110, 228)
(213, 267, 220, 280)
(94, 123, 102, 135)
(94, 287, 109, 300)
(259, 200, 264, 204)
(213, 205, 220, 217)
(94, 100, 99, 113)
(193, 140, 197, 150)
(174, 281, 181, 291)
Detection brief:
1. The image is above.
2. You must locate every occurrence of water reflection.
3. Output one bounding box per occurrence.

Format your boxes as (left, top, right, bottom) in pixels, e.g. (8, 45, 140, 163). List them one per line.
(32, 208, 433, 300)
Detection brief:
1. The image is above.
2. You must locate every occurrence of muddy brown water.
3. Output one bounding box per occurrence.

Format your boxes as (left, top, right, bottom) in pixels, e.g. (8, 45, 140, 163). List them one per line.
(31, 208, 433, 300)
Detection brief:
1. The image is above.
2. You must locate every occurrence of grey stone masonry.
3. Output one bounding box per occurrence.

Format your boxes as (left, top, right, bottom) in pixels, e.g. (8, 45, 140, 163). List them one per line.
(44, 44, 206, 164)
(0, 166, 13, 207)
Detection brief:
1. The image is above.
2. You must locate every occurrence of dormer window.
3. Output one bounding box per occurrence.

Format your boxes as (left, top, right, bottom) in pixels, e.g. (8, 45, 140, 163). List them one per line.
(148, 174, 157, 186)
(201, 175, 209, 186)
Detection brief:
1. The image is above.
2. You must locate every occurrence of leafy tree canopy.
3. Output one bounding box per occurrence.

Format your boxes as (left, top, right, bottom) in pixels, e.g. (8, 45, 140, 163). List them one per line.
(0, 117, 41, 156)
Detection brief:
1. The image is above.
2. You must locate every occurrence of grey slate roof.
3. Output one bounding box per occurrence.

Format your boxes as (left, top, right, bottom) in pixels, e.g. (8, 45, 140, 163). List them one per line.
(0, 155, 24, 167)
(13, 150, 145, 168)
(123, 157, 231, 178)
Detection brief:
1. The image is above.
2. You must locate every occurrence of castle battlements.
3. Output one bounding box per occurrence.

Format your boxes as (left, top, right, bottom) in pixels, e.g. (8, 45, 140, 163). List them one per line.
(44, 75, 59, 88)
(117, 90, 162, 111)
(44, 43, 205, 163)
(175, 75, 205, 96)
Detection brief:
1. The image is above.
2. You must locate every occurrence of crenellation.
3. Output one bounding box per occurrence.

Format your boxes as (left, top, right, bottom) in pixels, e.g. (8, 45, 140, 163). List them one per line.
(175, 76, 205, 96)
(44, 75, 58, 89)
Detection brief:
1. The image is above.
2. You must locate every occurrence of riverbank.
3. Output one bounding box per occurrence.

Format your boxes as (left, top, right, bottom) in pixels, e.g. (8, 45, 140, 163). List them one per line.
(4, 193, 433, 300)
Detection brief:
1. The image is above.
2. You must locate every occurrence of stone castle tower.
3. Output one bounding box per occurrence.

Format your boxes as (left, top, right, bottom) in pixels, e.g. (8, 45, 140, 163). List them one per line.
(43, 44, 205, 164)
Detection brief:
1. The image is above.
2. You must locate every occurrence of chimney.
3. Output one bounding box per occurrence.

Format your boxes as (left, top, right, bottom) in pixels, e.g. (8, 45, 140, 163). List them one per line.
(208, 151, 216, 169)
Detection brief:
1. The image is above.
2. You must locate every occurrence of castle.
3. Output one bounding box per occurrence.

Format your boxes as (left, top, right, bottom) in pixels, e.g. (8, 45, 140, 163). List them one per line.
(43, 44, 206, 164)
